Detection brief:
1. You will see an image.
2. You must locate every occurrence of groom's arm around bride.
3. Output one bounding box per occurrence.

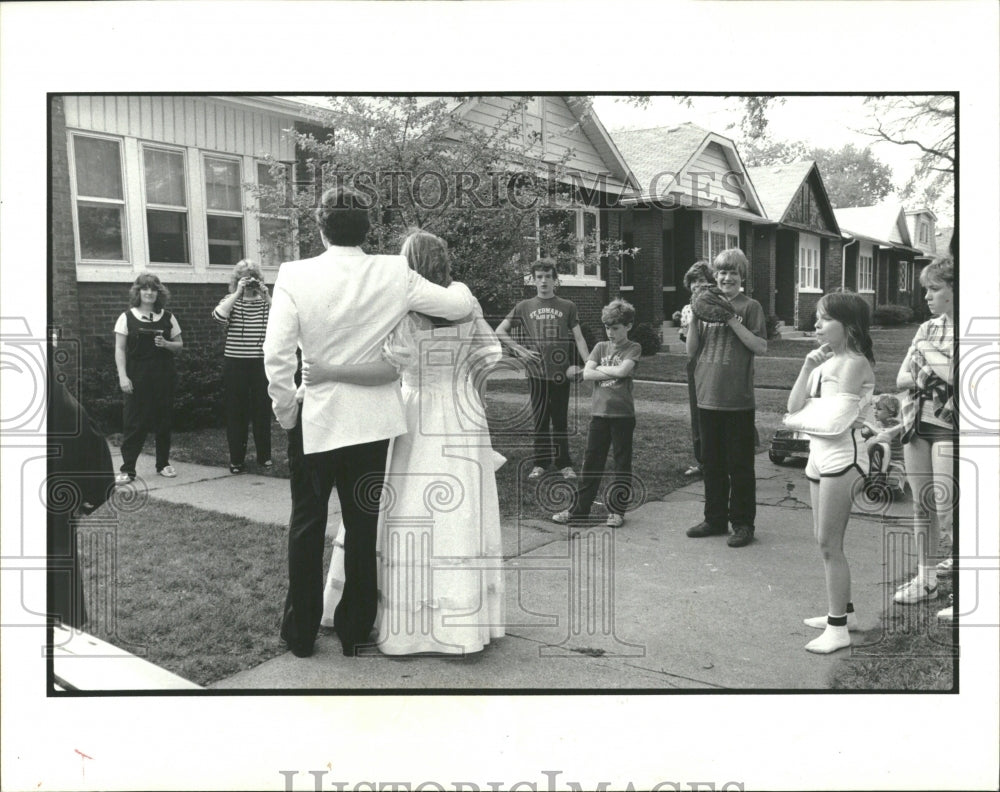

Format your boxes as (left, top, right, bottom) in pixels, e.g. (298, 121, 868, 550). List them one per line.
(262, 186, 474, 658)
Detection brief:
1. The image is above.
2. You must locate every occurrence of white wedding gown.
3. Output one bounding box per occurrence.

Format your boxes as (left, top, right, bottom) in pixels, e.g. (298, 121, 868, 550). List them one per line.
(321, 309, 506, 654)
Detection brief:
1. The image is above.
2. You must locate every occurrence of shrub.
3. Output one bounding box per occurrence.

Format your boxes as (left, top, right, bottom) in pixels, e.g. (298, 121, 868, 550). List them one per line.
(765, 314, 782, 340)
(872, 304, 914, 326)
(629, 323, 662, 356)
(80, 336, 227, 434)
(911, 301, 931, 323)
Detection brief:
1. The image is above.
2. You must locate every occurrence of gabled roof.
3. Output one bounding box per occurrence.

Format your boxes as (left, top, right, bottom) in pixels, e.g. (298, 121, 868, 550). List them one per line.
(905, 207, 939, 221)
(745, 161, 816, 220)
(746, 160, 840, 236)
(835, 204, 918, 250)
(612, 122, 767, 218)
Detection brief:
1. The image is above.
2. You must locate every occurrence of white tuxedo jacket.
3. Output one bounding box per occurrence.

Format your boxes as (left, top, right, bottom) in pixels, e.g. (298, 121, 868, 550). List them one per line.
(263, 245, 475, 454)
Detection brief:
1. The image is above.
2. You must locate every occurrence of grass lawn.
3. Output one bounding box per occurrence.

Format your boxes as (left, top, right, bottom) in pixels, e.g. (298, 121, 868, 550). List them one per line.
(830, 574, 955, 690)
(78, 500, 317, 686)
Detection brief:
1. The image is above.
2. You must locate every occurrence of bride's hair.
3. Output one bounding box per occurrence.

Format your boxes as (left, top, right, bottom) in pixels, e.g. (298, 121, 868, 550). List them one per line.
(401, 230, 452, 287)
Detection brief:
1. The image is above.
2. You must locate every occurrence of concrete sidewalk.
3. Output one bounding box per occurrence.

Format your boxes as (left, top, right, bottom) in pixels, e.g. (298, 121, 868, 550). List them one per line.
(128, 448, 915, 691)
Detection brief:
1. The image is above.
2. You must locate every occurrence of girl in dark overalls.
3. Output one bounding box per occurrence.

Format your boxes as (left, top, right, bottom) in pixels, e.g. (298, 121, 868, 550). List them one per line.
(114, 273, 183, 483)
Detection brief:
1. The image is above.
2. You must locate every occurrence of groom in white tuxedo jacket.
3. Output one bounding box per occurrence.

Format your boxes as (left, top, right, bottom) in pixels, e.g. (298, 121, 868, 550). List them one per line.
(264, 187, 475, 657)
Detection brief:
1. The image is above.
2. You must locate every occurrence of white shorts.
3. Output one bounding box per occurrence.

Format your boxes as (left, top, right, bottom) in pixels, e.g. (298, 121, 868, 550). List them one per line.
(805, 428, 868, 482)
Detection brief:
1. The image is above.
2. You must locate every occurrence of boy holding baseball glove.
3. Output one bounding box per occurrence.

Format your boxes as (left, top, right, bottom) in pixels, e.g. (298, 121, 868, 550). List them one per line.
(684, 249, 768, 547)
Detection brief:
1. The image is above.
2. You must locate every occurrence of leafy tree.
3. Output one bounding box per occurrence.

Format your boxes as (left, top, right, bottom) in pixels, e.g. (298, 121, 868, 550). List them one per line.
(252, 96, 630, 313)
(737, 137, 810, 168)
(862, 95, 955, 223)
(810, 143, 894, 208)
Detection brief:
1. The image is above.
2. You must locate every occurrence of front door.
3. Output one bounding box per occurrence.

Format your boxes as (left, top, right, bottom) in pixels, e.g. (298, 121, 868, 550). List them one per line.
(775, 230, 796, 324)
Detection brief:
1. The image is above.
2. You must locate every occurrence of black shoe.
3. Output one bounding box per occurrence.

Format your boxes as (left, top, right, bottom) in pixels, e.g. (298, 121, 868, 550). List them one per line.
(727, 525, 755, 547)
(280, 626, 314, 658)
(686, 521, 728, 538)
(230, 464, 245, 474)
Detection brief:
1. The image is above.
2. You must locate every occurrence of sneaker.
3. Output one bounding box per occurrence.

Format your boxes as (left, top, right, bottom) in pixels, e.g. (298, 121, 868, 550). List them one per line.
(158, 465, 177, 478)
(552, 510, 572, 524)
(261, 459, 273, 470)
(230, 464, 245, 474)
(936, 557, 954, 575)
(893, 578, 938, 604)
(727, 525, 755, 548)
(115, 472, 135, 486)
(560, 466, 577, 479)
(683, 464, 703, 477)
(686, 521, 728, 538)
(527, 466, 545, 480)
(606, 513, 624, 528)
(937, 594, 955, 622)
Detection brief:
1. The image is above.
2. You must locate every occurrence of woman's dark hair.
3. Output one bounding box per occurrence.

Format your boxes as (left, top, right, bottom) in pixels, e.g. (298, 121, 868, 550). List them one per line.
(314, 186, 371, 246)
(128, 273, 170, 311)
(817, 290, 875, 365)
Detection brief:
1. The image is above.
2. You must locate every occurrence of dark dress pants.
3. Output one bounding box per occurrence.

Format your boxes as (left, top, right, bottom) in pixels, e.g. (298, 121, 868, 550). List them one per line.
(528, 376, 572, 469)
(282, 415, 390, 655)
(698, 408, 756, 528)
(223, 357, 272, 466)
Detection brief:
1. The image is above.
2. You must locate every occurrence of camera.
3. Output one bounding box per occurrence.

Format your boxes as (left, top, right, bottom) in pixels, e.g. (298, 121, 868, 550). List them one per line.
(245, 277, 261, 290)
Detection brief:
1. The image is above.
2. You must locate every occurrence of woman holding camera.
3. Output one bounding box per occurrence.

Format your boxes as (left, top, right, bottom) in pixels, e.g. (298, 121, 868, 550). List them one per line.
(213, 259, 272, 473)
(114, 272, 183, 483)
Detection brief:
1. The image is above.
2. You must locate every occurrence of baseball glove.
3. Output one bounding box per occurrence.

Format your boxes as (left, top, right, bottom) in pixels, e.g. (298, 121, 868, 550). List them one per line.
(691, 286, 737, 323)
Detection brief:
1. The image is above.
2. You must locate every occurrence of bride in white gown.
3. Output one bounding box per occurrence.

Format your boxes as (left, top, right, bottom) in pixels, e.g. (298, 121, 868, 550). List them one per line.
(308, 231, 506, 655)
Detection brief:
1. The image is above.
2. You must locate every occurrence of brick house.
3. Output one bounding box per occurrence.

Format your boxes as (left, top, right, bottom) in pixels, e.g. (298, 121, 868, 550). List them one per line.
(834, 204, 924, 316)
(746, 161, 843, 330)
(50, 94, 313, 390)
(50, 94, 637, 385)
(610, 123, 770, 327)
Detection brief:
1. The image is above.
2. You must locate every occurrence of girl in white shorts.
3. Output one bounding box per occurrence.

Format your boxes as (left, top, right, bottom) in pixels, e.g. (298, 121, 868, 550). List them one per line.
(787, 292, 876, 654)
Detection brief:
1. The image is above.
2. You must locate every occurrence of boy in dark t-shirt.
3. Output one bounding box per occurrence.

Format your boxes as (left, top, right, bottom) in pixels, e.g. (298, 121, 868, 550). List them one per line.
(552, 299, 641, 528)
(685, 249, 767, 548)
(496, 259, 590, 479)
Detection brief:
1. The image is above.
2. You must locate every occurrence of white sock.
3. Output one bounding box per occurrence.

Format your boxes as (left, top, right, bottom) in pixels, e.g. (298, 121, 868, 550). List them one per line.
(804, 612, 858, 631)
(805, 620, 851, 654)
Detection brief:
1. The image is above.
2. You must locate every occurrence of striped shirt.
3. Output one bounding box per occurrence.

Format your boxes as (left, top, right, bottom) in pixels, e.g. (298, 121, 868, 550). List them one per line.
(213, 297, 269, 358)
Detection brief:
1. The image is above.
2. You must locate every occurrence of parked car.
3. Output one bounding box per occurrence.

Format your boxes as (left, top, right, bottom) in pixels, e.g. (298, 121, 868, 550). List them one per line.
(768, 429, 810, 465)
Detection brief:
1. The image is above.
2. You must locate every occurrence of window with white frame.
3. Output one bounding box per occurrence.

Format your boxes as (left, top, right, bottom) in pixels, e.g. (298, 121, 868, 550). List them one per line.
(701, 212, 740, 265)
(919, 222, 929, 244)
(535, 206, 600, 278)
(899, 261, 910, 292)
(204, 155, 245, 266)
(858, 251, 874, 292)
(798, 235, 821, 291)
(143, 145, 190, 264)
(72, 134, 128, 262)
(256, 162, 295, 268)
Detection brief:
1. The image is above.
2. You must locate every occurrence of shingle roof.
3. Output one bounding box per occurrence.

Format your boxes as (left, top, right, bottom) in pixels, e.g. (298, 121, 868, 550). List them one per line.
(835, 204, 912, 246)
(745, 161, 816, 221)
(612, 123, 712, 199)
